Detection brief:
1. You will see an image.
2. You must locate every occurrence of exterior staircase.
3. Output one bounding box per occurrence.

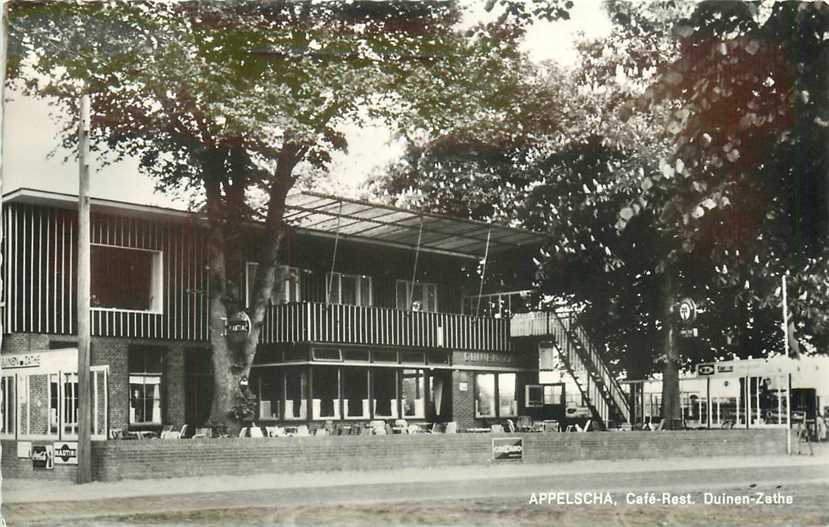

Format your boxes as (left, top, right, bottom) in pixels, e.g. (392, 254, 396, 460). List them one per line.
(512, 311, 631, 427)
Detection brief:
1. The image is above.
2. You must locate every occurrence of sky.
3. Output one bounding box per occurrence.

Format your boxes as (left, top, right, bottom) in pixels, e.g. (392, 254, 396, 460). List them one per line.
(3, 1, 612, 210)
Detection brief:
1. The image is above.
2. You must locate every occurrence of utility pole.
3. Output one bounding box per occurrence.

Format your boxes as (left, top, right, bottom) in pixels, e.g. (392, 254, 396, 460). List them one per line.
(0, 0, 9, 512)
(77, 88, 92, 483)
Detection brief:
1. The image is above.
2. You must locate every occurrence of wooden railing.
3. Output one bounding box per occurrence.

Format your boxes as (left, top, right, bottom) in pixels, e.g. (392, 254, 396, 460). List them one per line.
(260, 302, 511, 352)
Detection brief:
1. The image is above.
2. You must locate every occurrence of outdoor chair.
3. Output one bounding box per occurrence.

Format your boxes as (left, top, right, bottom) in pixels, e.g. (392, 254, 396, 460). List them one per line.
(444, 421, 457, 434)
(192, 427, 212, 439)
(108, 428, 124, 440)
(248, 424, 264, 438)
(407, 424, 422, 434)
(430, 423, 442, 434)
(505, 419, 516, 433)
(162, 424, 188, 439)
(393, 419, 409, 434)
(295, 424, 310, 437)
(491, 424, 504, 433)
(516, 416, 533, 432)
(576, 419, 592, 432)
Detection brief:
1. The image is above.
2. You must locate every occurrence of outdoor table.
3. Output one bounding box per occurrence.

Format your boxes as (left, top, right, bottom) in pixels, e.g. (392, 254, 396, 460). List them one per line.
(465, 427, 491, 433)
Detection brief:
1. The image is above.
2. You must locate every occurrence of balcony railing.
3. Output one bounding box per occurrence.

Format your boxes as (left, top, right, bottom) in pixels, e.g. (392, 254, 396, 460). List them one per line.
(260, 302, 511, 352)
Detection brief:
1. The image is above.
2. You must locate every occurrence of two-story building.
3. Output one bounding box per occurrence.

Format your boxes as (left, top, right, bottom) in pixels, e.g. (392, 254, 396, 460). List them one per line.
(2, 188, 587, 444)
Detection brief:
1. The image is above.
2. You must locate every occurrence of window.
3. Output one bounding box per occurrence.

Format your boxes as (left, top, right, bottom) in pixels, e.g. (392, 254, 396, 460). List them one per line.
(342, 367, 368, 418)
(477, 373, 519, 418)
(372, 369, 397, 418)
(91, 245, 162, 312)
(1, 376, 15, 437)
(396, 280, 438, 312)
(284, 367, 308, 420)
(402, 369, 425, 418)
(525, 385, 544, 408)
(498, 373, 517, 417)
(312, 367, 340, 419)
(254, 368, 282, 420)
(129, 347, 164, 426)
(63, 373, 78, 436)
(543, 384, 563, 406)
(475, 373, 496, 418)
(246, 263, 302, 307)
(327, 272, 372, 306)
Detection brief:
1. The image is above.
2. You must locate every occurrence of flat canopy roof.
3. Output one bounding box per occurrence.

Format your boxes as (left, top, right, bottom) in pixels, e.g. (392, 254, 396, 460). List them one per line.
(285, 192, 548, 259)
(4, 187, 549, 260)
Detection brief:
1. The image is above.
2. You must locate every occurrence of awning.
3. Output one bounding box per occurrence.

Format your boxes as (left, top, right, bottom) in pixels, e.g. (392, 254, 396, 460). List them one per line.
(285, 192, 548, 259)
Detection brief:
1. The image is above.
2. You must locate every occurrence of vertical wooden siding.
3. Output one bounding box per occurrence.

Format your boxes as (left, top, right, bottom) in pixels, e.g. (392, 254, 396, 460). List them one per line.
(2, 204, 209, 341)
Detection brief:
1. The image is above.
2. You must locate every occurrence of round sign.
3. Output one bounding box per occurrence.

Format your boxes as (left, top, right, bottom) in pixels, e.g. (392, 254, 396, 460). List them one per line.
(677, 298, 697, 325)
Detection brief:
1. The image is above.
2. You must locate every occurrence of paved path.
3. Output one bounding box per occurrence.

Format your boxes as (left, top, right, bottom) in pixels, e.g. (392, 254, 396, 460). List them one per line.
(3, 449, 828, 504)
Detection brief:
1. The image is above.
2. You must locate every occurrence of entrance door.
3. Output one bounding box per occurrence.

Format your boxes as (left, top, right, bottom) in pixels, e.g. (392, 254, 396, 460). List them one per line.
(185, 349, 213, 426)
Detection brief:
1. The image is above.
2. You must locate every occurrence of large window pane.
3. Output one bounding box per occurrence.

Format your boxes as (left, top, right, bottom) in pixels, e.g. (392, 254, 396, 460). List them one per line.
(91, 245, 161, 311)
(372, 369, 397, 418)
(255, 368, 282, 420)
(402, 369, 425, 418)
(312, 367, 340, 419)
(284, 367, 308, 420)
(1, 377, 15, 436)
(129, 347, 163, 426)
(475, 373, 496, 418)
(63, 373, 79, 436)
(130, 375, 161, 425)
(342, 368, 369, 418)
(498, 373, 517, 417)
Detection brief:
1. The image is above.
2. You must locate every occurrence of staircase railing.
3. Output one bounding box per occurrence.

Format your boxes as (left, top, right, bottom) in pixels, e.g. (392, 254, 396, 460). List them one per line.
(552, 312, 631, 424)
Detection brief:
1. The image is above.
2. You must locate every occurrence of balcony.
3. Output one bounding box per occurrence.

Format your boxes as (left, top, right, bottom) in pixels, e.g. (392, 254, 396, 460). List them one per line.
(260, 302, 511, 352)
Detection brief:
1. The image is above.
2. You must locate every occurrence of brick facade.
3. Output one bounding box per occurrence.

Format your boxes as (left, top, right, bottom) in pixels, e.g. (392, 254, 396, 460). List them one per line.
(2, 333, 199, 433)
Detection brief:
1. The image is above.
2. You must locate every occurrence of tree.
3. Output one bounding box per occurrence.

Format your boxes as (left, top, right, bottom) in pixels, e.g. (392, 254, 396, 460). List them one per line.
(8, 0, 546, 431)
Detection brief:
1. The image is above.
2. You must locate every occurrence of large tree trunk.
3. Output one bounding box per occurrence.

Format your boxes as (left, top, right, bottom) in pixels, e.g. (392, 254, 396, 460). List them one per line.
(204, 145, 299, 434)
(660, 270, 682, 429)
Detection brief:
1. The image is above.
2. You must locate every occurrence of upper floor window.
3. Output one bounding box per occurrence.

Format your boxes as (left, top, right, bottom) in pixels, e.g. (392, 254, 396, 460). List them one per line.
(245, 263, 302, 308)
(91, 245, 163, 312)
(396, 280, 438, 312)
(327, 272, 372, 306)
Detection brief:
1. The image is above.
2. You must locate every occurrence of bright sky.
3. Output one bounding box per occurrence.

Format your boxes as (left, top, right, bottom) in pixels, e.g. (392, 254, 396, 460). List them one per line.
(3, 1, 611, 209)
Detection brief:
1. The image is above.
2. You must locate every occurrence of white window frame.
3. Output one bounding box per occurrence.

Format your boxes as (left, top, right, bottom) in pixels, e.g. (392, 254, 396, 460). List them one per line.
(90, 243, 163, 314)
(396, 280, 438, 312)
(245, 262, 302, 308)
(326, 272, 373, 306)
(14, 366, 109, 441)
(0, 375, 15, 439)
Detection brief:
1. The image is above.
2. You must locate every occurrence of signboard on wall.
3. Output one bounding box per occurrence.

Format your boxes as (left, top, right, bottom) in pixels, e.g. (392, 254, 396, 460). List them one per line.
(32, 445, 54, 470)
(53, 441, 79, 465)
(492, 437, 523, 462)
(17, 441, 32, 459)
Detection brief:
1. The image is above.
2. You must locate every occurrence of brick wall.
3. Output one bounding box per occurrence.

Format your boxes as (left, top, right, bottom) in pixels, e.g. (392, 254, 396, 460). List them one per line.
(85, 429, 785, 482)
(452, 370, 475, 430)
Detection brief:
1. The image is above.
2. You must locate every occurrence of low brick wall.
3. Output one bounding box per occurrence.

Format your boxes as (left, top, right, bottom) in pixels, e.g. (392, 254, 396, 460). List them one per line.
(88, 429, 786, 482)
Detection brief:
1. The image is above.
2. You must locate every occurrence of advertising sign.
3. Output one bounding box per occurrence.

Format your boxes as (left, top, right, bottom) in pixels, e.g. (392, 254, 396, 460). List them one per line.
(492, 437, 523, 462)
(17, 441, 32, 459)
(53, 441, 79, 465)
(696, 363, 715, 376)
(32, 445, 54, 470)
(677, 297, 697, 325)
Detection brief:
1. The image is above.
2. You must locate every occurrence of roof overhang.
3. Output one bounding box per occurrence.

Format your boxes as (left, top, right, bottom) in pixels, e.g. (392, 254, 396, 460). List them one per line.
(3, 188, 550, 260)
(285, 192, 548, 260)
